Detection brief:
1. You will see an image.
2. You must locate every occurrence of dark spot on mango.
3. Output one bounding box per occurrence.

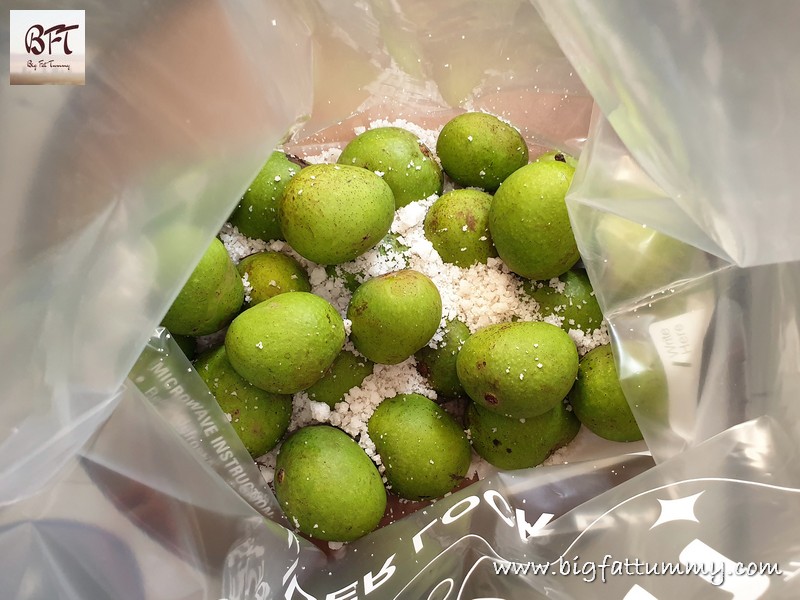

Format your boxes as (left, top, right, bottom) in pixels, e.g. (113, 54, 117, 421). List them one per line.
(276, 468, 285, 484)
(484, 393, 498, 405)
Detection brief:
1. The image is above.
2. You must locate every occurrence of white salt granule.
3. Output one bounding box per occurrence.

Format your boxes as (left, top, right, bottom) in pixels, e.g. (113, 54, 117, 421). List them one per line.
(569, 323, 610, 357)
(241, 272, 253, 304)
(219, 223, 269, 264)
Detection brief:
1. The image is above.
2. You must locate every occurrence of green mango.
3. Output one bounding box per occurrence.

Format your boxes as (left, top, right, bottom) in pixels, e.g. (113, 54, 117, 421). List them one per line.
(415, 319, 470, 399)
(225, 292, 344, 394)
(436, 112, 528, 192)
(195, 346, 292, 457)
(467, 400, 579, 470)
(368, 394, 470, 500)
(161, 238, 244, 336)
(237, 251, 310, 307)
(274, 425, 386, 542)
(569, 344, 643, 442)
(423, 189, 497, 266)
(489, 160, 578, 280)
(338, 127, 443, 208)
(523, 269, 604, 333)
(279, 164, 395, 265)
(456, 321, 578, 419)
(347, 270, 442, 365)
(306, 350, 374, 407)
(229, 151, 299, 241)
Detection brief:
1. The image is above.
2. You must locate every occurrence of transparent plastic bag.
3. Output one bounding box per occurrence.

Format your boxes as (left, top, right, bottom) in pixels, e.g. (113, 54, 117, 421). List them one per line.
(3, 0, 799, 598)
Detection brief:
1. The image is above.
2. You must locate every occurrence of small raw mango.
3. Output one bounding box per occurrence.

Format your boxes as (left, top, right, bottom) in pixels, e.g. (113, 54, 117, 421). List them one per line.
(524, 269, 604, 333)
(279, 163, 395, 265)
(489, 160, 579, 280)
(229, 151, 299, 242)
(423, 189, 497, 267)
(347, 270, 442, 365)
(368, 394, 471, 500)
(161, 238, 244, 336)
(225, 292, 345, 394)
(415, 318, 470, 400)
(456, 321, 578, 419)
(337, 127, 443, 208)
(195, 346, 292, 457)
(237, 251, 310, 307)
(306, 350, 374, 407)
(274, 425, 386, 542)
(569, 344, 643, 442)
(467, 400, 579, 470)
(436, 112, 528, 191)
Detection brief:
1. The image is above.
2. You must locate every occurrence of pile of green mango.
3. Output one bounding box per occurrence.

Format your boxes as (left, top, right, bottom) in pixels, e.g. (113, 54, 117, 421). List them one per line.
(159, 113, 647, 543)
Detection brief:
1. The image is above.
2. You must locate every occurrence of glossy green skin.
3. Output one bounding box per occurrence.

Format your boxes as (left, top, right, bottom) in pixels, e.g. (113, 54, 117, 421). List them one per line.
(467, 400, 580, 470)
(162, 238, 244, 336)
(306, 350, 374, 407)
(274, 426, 386, 542)
(237, 252, 310, 307)
(436, 112, 528, 192)
(569, 345, 643, 442)
(225, 292, 345, 394)
(347, 270, 442, 365)
(368, 394, 471, 500)
(524, 269, 604, 333)
(489, 161, 578, 280)
(337, 127, 443, 208)
(279, 164, 395, 265)
(456, 321, 578, 419)
(195, 346, 292, 457)
(423, 189, 497, 266)
(415, 319, 470, 399)
(535, 150, 578, 169)
(229, 151, 299, 241)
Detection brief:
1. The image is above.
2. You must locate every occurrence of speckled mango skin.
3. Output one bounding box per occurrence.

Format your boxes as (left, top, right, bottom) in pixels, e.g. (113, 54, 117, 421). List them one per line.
(436, 112, 528, 192)
(423, 189, 497, 267)
(162, 238, 244, 336)
(347, 270, 442, 365)
(274, 425, 386, 542)
(337, 127, 443, 208)
(489, 160, 578, 280)
(415, 318, 470, 399)
(467, 400, 580, 470)
(229, 151, 299, 242)
(195, 346, 292, 457)
(523, 269, 604, 333)
(279, 163, 395, 265)
(456, 321, 578, 419)
(306, 350, 374, 407)
(225, 292, 345, 394)
(569, 344, 643, 442)
(368, 394, 471, 500)
(237, 251, 310, 307)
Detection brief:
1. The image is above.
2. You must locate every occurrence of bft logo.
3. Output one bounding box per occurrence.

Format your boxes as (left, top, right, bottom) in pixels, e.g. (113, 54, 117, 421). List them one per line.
(25, 23, 81, 56)
(10, 10, 85, 85)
